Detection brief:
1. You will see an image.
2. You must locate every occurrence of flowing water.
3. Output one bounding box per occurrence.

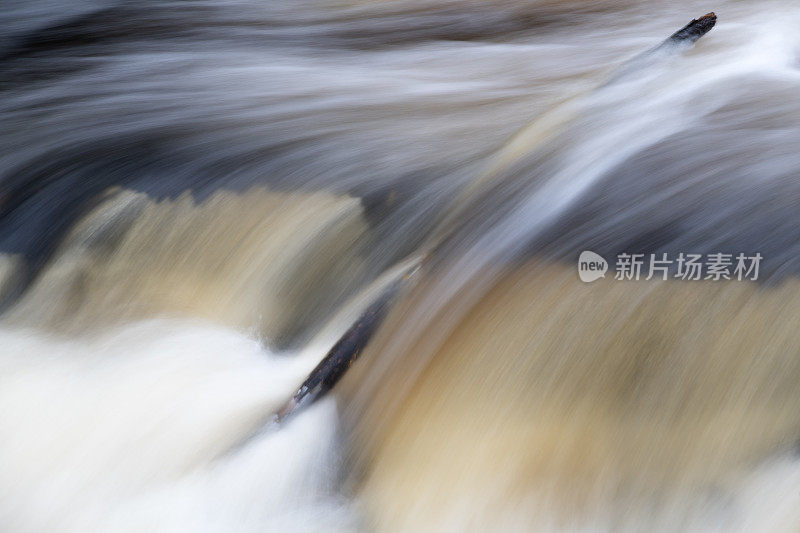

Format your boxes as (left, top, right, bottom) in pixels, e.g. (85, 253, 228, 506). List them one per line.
(2, 0, 800, 530)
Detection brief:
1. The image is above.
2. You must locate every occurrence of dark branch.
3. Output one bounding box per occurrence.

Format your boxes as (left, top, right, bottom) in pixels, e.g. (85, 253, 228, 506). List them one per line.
(275, 277, 405, 423)
(666, 12, 717, 46)
(604, 12, 717, 85)
(268, 11, 720, 427)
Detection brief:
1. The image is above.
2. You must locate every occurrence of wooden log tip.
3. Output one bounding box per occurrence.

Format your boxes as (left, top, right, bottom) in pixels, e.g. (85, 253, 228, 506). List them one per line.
(683, 12, 717, 37)
(667, 11, 717, 46)
(693, 12, 717, 30)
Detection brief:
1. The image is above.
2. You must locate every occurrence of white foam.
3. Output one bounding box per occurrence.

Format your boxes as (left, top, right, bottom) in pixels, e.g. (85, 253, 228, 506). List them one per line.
(0, 320, 355, 532)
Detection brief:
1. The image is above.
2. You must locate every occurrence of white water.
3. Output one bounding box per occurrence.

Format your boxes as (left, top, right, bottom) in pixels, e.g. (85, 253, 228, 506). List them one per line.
(0, 320, 356, 532)
(3, 314, 799, 531)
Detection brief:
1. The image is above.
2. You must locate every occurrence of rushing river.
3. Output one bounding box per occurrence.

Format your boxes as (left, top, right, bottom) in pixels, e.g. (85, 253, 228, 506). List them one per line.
(2, 0, 800, 530)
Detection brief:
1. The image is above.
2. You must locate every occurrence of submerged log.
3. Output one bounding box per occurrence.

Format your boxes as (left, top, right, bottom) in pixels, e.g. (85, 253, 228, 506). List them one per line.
(275, 275, 409, 423)
(606, 12, 716, 84)
(435, 12, 718, 236)
(665, 12, 717, 47)
(270, 12, 719, 425)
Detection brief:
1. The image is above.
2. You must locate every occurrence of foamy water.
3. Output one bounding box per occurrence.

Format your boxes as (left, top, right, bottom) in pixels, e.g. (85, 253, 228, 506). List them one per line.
(0, 320, 355, 532)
